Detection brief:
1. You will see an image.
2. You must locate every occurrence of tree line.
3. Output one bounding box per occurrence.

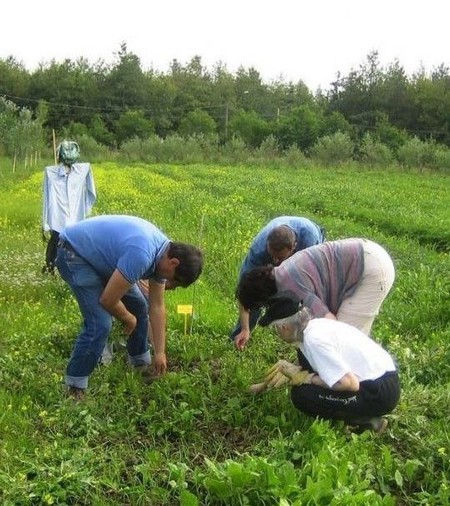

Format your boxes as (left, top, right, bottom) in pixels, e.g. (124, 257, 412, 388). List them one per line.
(0, 44, 449, 167)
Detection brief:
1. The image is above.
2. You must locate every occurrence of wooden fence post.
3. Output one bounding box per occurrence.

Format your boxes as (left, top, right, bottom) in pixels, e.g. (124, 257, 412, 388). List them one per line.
(53, 130, 57, 165)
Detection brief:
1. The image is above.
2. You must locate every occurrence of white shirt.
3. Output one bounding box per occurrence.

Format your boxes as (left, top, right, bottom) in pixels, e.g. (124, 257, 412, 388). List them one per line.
(42, 163, 96, 232)
(300, 318, 396, 388)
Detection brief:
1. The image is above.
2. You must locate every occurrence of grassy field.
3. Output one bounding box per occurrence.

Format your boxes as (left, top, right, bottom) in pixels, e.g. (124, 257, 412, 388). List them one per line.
(0, 162, 449, 505)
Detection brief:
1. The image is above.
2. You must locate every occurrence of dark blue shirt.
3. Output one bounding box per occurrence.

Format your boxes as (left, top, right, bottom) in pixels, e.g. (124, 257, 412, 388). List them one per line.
(239, 216, 325, 278)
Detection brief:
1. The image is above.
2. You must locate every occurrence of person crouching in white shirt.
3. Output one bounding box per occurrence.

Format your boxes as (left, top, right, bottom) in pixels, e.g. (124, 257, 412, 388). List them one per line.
(251, 291, 400, 434)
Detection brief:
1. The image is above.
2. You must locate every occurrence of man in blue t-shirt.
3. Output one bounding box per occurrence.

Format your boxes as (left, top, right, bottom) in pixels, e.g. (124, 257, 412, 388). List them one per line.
(55, 215, 203, 399)
(231, 216, 325, 350)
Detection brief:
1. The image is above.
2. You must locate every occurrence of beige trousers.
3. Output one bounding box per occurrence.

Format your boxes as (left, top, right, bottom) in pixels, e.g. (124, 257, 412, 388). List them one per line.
(336, 240, 395, 335)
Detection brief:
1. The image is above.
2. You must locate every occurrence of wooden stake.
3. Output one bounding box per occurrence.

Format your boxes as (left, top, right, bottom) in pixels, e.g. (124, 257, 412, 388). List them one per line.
(52, 130, 57, 164)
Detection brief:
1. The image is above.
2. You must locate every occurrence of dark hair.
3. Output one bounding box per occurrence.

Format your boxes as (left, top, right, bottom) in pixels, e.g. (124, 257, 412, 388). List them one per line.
(236, 265, 277, 310)
(259, 291, 302, 326)
(267, 225, 296, 252)
(168, 242, 203, 287)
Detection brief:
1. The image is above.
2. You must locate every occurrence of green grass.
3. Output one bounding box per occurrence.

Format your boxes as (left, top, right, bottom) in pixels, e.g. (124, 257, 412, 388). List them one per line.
(0, 162, 449, 505)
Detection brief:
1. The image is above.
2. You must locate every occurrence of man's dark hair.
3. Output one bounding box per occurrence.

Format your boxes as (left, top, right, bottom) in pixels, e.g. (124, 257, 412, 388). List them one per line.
(236, 265, 277, 310)
(267, 225, 296, 252)
(168, 242, 203, 287)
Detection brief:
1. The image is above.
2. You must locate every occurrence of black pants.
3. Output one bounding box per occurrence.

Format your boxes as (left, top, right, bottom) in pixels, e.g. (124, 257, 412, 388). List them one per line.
(43, 230, 60, 273)
(291, 350, 400, 422)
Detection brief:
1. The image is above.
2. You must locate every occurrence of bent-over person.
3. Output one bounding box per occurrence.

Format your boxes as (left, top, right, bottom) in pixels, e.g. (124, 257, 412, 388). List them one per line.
(252, 292, 400, 434)
(231, 216, 325, 349)
(56, 215, 203, 399)
(237, 238, 395, 336)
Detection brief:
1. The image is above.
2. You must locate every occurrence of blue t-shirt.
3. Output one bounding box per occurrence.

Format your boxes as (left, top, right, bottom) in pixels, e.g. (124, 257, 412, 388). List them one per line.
(60, 215, 170, 283)
(239, 216, 325, 278)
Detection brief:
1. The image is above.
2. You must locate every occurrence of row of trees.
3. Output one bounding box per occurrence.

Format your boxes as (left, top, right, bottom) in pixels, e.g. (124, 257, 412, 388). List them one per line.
(0, 44, 449, 156)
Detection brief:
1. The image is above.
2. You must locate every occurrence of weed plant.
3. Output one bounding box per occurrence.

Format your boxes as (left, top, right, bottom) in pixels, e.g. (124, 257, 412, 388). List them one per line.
(0, 162, 448, 505)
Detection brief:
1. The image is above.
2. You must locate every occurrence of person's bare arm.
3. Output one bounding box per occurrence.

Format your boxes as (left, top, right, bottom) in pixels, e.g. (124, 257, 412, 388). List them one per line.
(311, 370, 360, 392)
(147, 280, 167, 375)
(99, 269, 136, 335)
(235, 304, 251, 350)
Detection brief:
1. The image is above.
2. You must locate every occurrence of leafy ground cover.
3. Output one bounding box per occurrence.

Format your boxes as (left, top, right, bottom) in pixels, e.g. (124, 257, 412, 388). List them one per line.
(0, 162, 449, 505)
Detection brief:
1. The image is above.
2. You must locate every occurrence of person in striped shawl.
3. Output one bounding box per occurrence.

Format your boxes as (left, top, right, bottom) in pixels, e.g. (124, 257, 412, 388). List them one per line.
(236, 238, 395, 336)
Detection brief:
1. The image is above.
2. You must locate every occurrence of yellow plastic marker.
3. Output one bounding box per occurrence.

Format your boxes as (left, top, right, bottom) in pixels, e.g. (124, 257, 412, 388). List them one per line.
(177, 304, 193, 335)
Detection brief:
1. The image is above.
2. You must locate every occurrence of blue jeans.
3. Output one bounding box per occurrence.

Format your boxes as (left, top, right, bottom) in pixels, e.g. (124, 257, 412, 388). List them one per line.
(56, 245, 150, 389)
(229, 308, 262, 340)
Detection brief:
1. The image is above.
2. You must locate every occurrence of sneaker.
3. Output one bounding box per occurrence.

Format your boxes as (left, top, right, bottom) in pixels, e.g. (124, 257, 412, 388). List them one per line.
(346, 416, 388, 435)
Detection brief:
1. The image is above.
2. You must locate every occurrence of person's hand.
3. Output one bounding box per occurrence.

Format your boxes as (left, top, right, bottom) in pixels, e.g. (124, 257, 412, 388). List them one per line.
(264, 360, 292, 388)
(248, 382, 268, 395)
(152, 351, 167, 376)
(266, 370, 291, 388)
(265, 360, 314, 386)
(248, 360, 289, 394)
(123, 314, 137, 336)
(235, 330, 250, 351)
(278, 361, 315, 386)
(248, 373, 288, 394)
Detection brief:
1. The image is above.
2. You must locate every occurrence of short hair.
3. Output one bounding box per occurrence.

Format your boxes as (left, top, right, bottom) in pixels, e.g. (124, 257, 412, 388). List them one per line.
(236, 265, 277, 310)
(271, 306, 313, 343)
(267, 225, 296, 252)
(168, 242, 203, 287)
(270, 312, 300, 328)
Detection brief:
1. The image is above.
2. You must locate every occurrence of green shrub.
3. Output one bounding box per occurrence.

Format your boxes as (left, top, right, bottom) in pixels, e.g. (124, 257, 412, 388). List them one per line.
(433, 145, 450, 171)
(178, 110, 217, 137)
(120, 135, 163, 163)
(188, 133, 221, 162)
(162, 134, 203, 163)
(397, 137, 438, 168)
(61, 121, 89, 139)
(253, 135, 280, 160)
(276, 105, 322, 151)
(228, 110, 272, 148)
(359, 133, 394, 167)
(115, 110, 154, 146)
(373, 118, 408, 153)
(220, 136, 250, 164)
(281, 145, 307, 167)
(310, 131, 354, 165)
(75, 134, 113, 162)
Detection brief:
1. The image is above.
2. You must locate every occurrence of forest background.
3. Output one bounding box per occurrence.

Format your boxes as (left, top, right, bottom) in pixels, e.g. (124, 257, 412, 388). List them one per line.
(0, 45, 449, 170)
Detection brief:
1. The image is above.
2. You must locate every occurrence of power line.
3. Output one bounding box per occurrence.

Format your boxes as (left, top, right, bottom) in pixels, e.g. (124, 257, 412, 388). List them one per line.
(1, 92, 448, 139)
(0, 92, 228, 114)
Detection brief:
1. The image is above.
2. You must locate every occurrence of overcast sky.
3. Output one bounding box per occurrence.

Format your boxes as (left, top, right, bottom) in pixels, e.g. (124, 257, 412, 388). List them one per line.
(1, 0, 448, 91)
